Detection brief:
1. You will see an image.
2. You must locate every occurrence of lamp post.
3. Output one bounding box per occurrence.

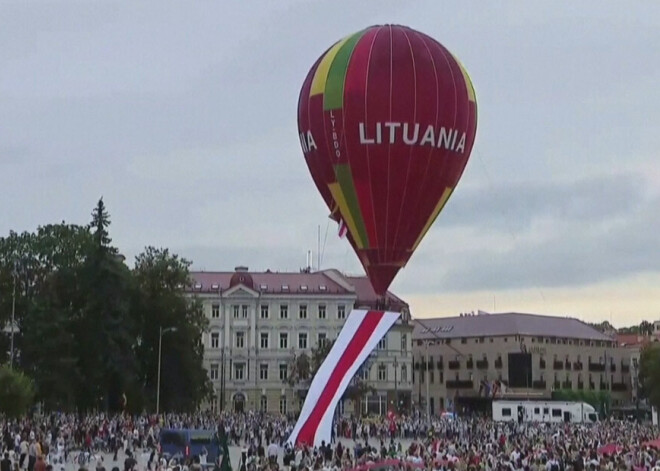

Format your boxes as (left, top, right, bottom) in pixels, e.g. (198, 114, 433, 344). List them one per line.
(10, 262, 16, 369)
(393, 357, 399, 414)
(157, 326, 178, 415)
(426, 341, 430, 421)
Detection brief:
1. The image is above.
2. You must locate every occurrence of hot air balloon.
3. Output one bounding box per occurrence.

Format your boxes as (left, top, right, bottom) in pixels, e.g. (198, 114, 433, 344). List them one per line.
(298, 25, 477, 296)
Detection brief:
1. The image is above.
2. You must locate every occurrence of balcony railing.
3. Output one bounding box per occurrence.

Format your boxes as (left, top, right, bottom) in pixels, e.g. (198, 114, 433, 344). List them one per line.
(476, 359, 488, 369)
(622, 364, 630, 373)
(553, 361, 563, 370)
(562, 381, 572, 389)
(589, 382, 596, 390)
(610, 364, 617, 372)
(565, 361, 572, 370)
(446, 380, 474, 389)
(495, 359, 503, 369)
(466, 360, 474, 369)
(577, 382, 584, 390)
(599, 382, 608, 390)
(532, 380, 547, 389)
(437, 361, 444, 370)
(612, 383, 627, 392)
(539, 360, 546, 369)
(448, 360, 460, 370)
(573, 362, 583, 370)
(589, 363, 606, 372)
(553, 381, 561, 389)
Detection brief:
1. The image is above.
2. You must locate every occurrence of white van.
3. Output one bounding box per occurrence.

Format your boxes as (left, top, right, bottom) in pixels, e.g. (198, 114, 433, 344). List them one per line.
(492, 400, 598, 424)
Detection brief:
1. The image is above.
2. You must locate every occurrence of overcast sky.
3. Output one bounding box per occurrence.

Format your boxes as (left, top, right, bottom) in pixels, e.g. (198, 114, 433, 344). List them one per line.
(2, 1, 659, 326)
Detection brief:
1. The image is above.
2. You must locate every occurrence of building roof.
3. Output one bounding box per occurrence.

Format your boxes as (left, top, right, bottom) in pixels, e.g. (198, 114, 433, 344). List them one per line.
(188, 267, 408, 310)
(190, 269, 349, 295)
(413, 312, 614, 342)
(616, 334, 650, 347)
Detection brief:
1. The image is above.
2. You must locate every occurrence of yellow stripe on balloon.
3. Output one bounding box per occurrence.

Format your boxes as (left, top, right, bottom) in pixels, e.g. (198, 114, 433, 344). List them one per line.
(453, 55, 476, 103)
(412, 187, 454, 251)
(328, 182, 365, 249)
(310, 35, 353, 96)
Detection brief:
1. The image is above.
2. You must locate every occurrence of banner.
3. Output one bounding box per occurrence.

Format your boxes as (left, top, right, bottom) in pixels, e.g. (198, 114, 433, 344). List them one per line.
(287, 309, 400, 447)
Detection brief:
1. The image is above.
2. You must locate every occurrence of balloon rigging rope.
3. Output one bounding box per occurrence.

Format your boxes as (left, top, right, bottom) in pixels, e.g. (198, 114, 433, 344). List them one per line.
(320, 217, 330, 270)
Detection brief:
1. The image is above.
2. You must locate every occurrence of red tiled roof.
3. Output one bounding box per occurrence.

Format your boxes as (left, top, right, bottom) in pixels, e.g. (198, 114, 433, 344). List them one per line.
(188, 269, 407, 310)
(190, 270, 349, 295)
(616, 334, 650, 347)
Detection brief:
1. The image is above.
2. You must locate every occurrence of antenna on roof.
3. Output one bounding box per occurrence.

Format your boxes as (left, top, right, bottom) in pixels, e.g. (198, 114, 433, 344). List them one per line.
(302, 251, 312, 273)
(317, 224, 321, 271)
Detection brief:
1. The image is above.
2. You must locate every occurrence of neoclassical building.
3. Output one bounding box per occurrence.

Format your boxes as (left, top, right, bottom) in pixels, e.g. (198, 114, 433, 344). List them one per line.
(188, 266, 413, 416)
(412, 312, 634, 414)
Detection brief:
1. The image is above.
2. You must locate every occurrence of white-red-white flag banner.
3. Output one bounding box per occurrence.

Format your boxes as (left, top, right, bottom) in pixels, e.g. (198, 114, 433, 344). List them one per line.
(287, 309, 400, 447)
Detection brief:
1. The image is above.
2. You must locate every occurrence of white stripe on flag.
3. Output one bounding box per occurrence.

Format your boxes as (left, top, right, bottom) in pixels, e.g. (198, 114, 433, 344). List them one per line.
(287, 309, 400, 447)
(315, 311, 399, 445)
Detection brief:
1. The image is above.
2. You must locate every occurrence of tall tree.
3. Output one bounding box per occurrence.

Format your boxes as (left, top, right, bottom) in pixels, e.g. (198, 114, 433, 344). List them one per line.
(0, 224, 93, 366)
(132, 247, 211, 412)
(90, 198, 113, 252)
(0, 201, 211, 413)
(21, 265, 83, 410)
(639, 343, 660, 410)
(640, 321, 654, 337)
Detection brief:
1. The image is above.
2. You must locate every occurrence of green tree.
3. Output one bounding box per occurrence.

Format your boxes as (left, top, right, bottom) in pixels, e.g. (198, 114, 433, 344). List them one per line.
(70, 199, 136, 411)
(131, 247, 211, 412)
(0, 224, 93, 366)
(0, 201, 211, 413)
(21, 269, 82, 410)
(0, 366, 35, 417)
(90, 198, 113, 253)
(286, 353, 311, 387)
(639, 343, 660, 409)
(640, 321, 654, 337)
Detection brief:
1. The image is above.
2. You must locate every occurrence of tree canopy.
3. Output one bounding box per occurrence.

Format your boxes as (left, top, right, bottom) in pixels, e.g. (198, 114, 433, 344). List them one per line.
(0, 366, 35, 417)
(0, 199, 210, 412)
(639, 343, 660, 410)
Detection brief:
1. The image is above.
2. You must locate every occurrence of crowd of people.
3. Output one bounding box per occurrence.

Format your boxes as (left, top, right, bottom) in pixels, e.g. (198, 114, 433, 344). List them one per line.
(1, 411, 659, 471)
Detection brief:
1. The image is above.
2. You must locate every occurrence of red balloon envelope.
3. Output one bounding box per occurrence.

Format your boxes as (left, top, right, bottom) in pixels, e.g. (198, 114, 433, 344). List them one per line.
(298, 25, 478, 295)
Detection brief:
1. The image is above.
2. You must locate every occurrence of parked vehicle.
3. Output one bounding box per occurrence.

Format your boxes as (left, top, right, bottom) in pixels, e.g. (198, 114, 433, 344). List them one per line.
(492, 400, 598, 423)
(159, 429, 221, 461)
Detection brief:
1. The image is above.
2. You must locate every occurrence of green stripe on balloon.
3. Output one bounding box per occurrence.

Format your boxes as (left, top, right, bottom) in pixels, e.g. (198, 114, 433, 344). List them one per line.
(334, 164, 370, 247)
(323, 30, 365, 111)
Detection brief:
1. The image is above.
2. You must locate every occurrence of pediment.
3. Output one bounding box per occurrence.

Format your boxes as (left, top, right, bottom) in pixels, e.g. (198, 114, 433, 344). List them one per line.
(223, 284, 259, 298)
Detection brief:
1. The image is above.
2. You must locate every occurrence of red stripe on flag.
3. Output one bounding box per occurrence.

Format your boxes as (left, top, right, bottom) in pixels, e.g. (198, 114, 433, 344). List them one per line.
(295, 311, 385, 445)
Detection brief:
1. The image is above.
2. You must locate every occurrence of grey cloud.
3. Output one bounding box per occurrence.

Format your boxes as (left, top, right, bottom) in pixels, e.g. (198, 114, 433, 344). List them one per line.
(397, 189, 660, 293)
(439, 173, 644, 232)
(0, 0, 659, 303)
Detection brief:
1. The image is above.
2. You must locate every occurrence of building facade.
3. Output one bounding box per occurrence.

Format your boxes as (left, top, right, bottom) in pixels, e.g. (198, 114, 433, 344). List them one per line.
(189, 267, 413, 416)
(412, 312, 634, 415)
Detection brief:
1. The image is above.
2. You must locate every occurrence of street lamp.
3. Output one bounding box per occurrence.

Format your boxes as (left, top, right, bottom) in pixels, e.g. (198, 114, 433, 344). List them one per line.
(393, 357, 399, 414)
(156, 326, 178, 415)
(10, 262, 16, 369)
